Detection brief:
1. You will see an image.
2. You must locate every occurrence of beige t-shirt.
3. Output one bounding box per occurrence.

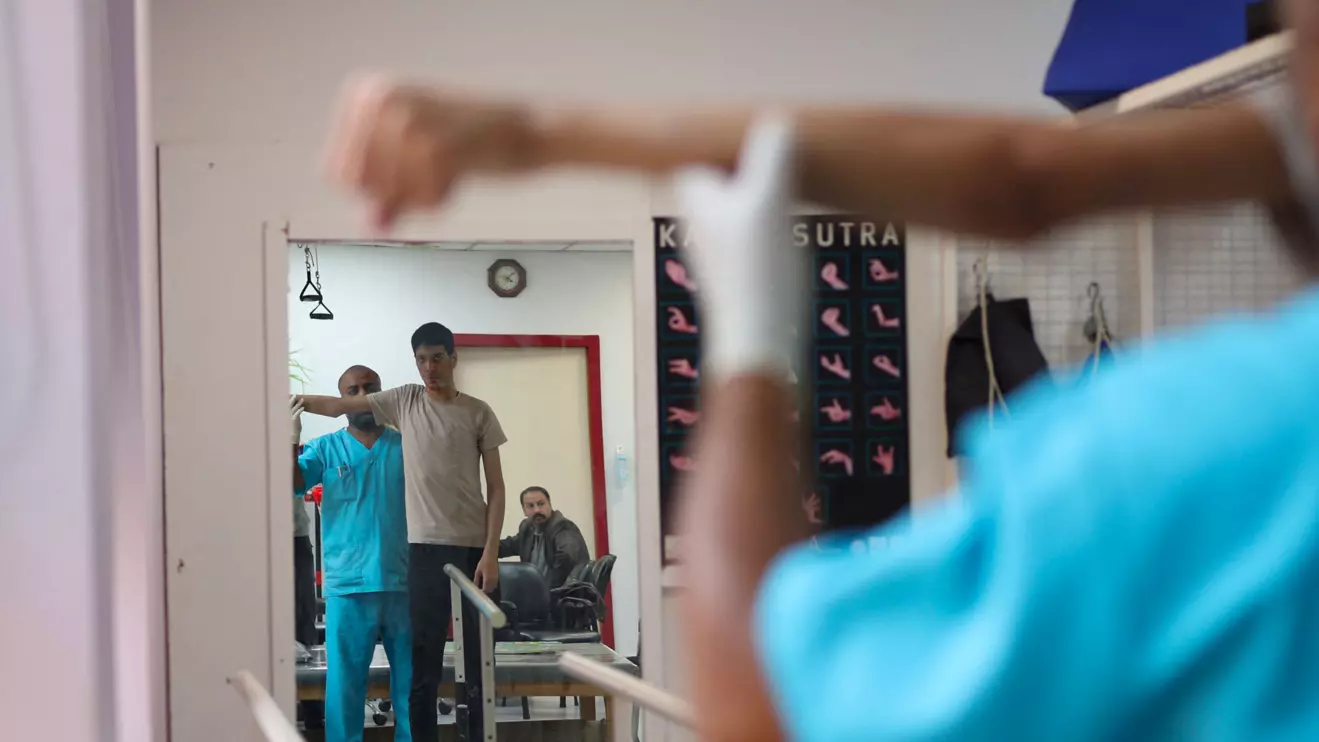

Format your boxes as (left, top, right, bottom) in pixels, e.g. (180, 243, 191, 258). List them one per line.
(367, 385, 507, 547)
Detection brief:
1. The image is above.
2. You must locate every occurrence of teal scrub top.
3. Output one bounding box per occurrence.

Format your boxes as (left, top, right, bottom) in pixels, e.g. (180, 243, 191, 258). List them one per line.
(756, 285, 1319, 741)
(298, 428, 408, 597)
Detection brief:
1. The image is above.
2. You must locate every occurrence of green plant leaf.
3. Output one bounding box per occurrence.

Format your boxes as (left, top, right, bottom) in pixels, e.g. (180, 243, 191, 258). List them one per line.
(289, 350, 312, 392)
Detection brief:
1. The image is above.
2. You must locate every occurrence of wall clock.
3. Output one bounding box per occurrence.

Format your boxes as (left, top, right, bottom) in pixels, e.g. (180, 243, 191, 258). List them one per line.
(487, 258, 527, 298)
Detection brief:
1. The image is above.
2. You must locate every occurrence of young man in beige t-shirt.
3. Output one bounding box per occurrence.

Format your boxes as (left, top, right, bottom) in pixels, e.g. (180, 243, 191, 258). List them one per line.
(298, 322, 506, 742)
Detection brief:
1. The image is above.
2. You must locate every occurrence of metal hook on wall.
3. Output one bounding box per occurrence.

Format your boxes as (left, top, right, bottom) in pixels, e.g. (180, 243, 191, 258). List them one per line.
(972, 257, 992, 306)
(1083, 282, 1111, 343)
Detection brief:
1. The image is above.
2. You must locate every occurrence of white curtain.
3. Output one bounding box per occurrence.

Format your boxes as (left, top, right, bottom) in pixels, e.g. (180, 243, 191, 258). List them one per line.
(0, 1, 161, 740)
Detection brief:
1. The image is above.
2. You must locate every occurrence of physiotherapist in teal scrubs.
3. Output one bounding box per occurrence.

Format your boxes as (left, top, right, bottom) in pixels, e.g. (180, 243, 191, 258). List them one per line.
(293, 365, 411, 742)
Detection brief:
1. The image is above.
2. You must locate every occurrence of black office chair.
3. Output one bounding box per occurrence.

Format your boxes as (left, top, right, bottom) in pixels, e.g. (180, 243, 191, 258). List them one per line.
(549, 554, 618, 714)
(496, 562, 601, 719)
(555, 554, 616, 634)
(498, 562, 601, 643)
(588, 555, 616, 605)
(564, 560, 591, 584)
(497, 562, 553, 632)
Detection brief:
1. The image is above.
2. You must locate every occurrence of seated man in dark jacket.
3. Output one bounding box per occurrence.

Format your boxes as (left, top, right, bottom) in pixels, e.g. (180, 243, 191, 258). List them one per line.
(498, 486, 590, 588)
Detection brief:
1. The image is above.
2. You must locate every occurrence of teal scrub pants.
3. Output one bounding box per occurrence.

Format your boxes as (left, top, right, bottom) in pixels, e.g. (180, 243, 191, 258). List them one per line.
(325, 591, 412, 742)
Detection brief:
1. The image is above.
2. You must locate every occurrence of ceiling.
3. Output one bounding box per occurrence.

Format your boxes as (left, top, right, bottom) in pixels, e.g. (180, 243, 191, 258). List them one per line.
(335, 241, 632, 253)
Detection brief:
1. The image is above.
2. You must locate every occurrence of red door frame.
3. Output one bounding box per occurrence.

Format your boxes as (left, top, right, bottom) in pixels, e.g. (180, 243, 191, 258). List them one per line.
(454, 333, 614, 648)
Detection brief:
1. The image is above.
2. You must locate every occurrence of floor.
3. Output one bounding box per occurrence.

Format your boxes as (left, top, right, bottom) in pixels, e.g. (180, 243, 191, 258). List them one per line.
(300, 696, 618, 741)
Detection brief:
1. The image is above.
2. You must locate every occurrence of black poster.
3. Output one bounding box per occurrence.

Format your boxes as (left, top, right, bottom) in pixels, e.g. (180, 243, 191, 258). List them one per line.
(655, 215, 911, 563)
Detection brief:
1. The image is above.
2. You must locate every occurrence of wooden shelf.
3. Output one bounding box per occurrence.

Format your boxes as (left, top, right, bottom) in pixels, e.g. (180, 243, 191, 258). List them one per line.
(1077, 32, 1291, 121)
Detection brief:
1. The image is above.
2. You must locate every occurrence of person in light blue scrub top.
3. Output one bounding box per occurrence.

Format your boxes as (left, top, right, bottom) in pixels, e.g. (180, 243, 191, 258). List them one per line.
(668, 83, 1319, 742)
(295, 365, 411, 742)
(757, 294, 1319, 741)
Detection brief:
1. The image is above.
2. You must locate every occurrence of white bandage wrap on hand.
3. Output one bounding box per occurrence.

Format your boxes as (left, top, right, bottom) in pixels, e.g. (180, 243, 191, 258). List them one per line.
(673, 115, 806, 381)
(290, 396, 304, 445)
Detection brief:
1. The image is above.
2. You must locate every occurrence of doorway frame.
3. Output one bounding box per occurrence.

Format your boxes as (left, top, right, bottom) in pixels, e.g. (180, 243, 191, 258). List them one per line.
(161, 161, 949, 739)
(454, 333, 615, 648)
(257, 220, 640, 714)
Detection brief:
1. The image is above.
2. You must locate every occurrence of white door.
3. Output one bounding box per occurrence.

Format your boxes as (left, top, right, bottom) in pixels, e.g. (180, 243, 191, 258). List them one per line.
(455, 345, 597, 555)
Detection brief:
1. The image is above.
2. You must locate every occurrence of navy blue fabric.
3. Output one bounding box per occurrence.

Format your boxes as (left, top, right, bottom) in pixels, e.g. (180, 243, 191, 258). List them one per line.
(1045, 0, 1260, 111)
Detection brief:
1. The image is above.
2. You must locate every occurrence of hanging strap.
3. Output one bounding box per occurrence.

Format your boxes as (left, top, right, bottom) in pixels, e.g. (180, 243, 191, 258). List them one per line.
(305, 244, 332, 319)
(975, 257, 1010, 428)
(1084, 282, 1116, 376)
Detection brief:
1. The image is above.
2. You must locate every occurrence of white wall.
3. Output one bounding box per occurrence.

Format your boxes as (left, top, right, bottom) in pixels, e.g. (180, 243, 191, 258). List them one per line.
(289, 244, 639, 651)
(154, 0, 1070, 145)
(154, 3, 1073, 740)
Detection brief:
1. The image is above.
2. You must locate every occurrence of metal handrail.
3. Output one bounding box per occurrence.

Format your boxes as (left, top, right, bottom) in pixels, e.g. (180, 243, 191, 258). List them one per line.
(443, 563, 507, 628)
(559, 652, 696, 729)
(229, 670, 309, 742)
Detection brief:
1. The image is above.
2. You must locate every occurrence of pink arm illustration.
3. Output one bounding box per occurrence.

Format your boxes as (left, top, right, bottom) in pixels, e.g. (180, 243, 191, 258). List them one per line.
(820, 398, 852, 423)
(667, 306, 699, 334)
(667, 406, 701, 426)
(803, 492, 824, 525)
(821, 353, 851, 380)
(869, 258, 900, 282)
(821, 307, 851, 337)
(872, 304, 901, 329)
(820, 261, 848, 290)
(870, 397, 902, 421)
(873, 354, 901, 378)
(664, 259, 698, 292)
(819, 449, 854, 476)
(873, 445, 896, 475)
(667, 357, 700, 379)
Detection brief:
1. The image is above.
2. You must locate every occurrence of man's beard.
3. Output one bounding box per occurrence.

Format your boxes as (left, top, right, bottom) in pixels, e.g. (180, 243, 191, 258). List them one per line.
(348, 412, 379, 431)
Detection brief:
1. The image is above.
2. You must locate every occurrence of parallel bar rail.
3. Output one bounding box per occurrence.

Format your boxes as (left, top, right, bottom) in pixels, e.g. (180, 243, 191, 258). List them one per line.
(229, 671, 307, 742)
(444, 564, 507, 628)
(559, 652, 696, 729)
(445, 564, 502, 741)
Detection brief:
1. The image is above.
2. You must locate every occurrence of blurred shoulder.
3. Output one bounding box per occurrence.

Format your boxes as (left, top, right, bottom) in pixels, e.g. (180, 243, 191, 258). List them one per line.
(457, 392, 497, 415)
(396, 383, 425, 400)
(373, 383, 424, 404)
(308, 428, 350, 453)
(965, 288, 1319, 493)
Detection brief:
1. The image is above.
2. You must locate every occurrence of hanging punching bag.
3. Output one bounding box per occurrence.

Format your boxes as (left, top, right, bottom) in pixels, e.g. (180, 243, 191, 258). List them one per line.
(944, 295, 1051, 457)
(1044, 0, 1275, 111)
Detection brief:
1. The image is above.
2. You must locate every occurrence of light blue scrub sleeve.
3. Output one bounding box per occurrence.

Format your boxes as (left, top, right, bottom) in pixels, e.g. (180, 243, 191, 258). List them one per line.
(754, 293, 1319, 742)
(297, 437, 326, 493)
(753, 501, 1014, 742)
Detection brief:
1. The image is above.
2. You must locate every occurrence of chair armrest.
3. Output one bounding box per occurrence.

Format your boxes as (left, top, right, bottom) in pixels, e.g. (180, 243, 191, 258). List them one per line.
(551, 585, 601, 607)
(498, 601, 522, 629)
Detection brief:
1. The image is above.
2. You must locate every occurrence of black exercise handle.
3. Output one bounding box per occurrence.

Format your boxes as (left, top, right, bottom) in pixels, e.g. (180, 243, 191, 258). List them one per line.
(299, 270, 322, 302)
(309, 299, 334, 320)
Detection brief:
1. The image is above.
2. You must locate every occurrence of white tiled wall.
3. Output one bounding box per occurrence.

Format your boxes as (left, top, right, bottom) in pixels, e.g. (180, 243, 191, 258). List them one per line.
(956, 216, 1141, 370)
(954, 202, 1304, 373)
(1152, 202, 1303, 328)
